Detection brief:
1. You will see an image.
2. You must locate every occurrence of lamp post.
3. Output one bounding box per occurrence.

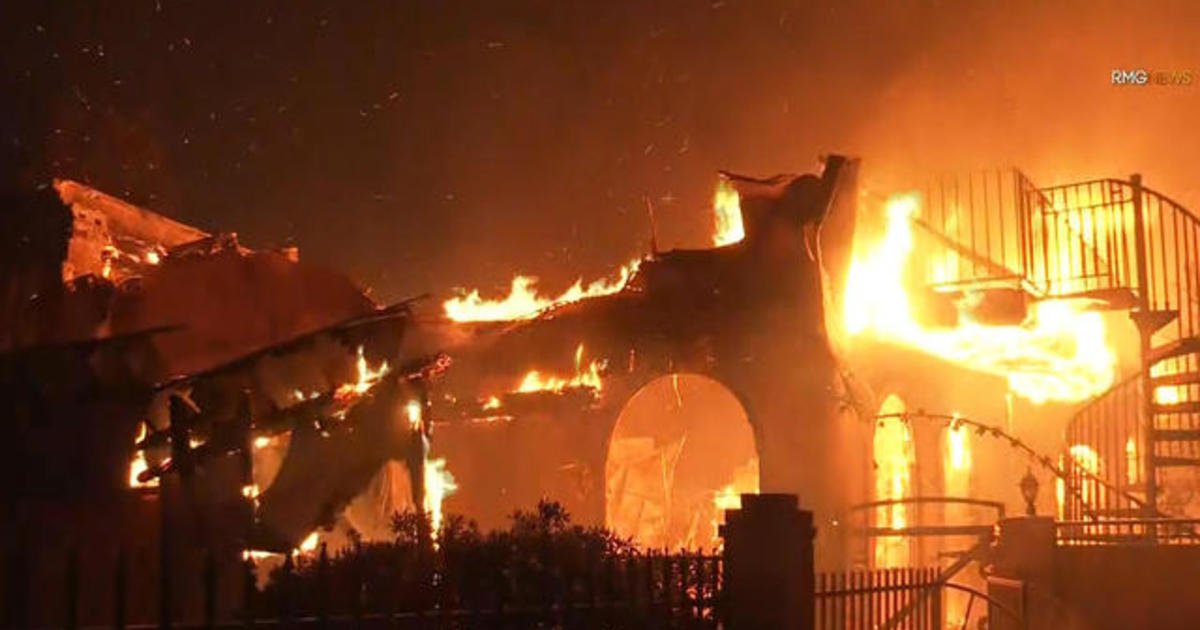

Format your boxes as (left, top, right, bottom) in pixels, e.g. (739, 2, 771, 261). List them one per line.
(1020, 468, 1039, 516)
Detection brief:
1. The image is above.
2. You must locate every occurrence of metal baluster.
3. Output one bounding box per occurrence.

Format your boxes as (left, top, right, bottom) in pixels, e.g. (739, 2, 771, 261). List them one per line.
(114, 549, 127, 630)
(279, 553, 294, 630)
(203, 550, 216, 630)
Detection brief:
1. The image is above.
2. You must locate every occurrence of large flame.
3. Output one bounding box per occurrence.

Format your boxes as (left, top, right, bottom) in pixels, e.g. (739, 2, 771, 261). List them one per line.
(443, 260, 640, 322)
(844, 194, 1115, 404)
(712, 179, 745, 247)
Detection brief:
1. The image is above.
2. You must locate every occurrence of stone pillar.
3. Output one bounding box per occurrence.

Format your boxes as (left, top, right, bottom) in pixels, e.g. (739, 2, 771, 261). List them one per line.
(721, 493, 815, 630)
(990, 516, 1055, 630)
(992, 516, 1055, 580)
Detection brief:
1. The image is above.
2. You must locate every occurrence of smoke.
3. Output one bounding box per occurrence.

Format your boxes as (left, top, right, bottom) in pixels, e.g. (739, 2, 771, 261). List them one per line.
(2, 0, 1197, 301)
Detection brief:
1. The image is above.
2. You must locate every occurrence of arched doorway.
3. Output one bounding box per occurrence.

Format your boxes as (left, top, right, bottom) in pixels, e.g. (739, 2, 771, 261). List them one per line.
(604, 374, 758, 550)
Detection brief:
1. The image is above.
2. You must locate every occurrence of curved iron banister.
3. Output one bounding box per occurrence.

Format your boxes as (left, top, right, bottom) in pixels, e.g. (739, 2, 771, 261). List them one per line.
(873, 411, 1153, 519)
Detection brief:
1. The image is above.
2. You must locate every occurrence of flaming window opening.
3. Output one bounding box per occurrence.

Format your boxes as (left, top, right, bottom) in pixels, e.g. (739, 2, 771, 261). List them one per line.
(712, 179, 745, 247)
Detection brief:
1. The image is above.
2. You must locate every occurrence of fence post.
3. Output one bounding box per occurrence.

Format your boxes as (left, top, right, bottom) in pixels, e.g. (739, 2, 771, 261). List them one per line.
(316, 544, 328, 630)
(720, 493, 814, 630)
(65, 548, 79, 630)
(203, 550, 216, 630)
(114, 549, 127, 630)
(279, 553, 295, 629)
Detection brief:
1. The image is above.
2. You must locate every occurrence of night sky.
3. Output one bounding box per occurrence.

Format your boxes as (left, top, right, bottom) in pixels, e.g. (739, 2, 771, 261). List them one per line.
(3, 1, 1199, 302)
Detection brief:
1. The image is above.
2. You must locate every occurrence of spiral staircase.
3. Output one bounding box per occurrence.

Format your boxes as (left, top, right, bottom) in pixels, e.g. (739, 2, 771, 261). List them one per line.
(909, 170, 1200, 525)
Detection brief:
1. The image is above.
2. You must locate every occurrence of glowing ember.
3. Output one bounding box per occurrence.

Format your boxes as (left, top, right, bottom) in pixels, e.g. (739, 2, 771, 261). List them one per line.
(333, 346, 390, 402)
(424, 457, 458, 546)
(844, 194, 1116, 404)
(514, 343, 604, 393)
(481, 396, 502, 410)
(128, 422, 159, 489)
(253, 436, 273, 449)
(405, 400, 423, 431)
(712, 178, 745, 247)
(443, 260, 640, 322)
(100, 245, 117, 280)
(873, 394, 913, 568)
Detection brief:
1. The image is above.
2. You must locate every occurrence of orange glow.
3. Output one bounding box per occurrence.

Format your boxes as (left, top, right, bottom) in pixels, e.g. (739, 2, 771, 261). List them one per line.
(1154, 385, 1182, 405)
(712, 179, 745, 247)
(844, 194, 1115, 404)
(1069, 444, 1104, 507)
(442, 260, 640, 322)
(946, 419, 972, 472)
(297, 531, 319, 554)
(709, 460, 758, 550)
(333, 345, 390, 403)
(873, 395, 913, 568)
(943, 418, 973, 628)
(128, 422, 159, 489)
(1125, 437, 1139, 486)
(514, 343, 604, 394)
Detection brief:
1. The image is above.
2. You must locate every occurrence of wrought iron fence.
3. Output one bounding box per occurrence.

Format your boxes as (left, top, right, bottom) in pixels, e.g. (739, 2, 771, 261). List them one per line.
(1055, 518, 1200, 546)
(2, 543, 723, 629)
(815, 567, 942, 630)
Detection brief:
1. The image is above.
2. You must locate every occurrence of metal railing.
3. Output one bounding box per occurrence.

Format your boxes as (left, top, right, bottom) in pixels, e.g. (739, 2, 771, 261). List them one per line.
(914, 170, 1200, 519)
(1056, 518, 1200, 546)
(815, 568, 1027, 630)
(1, 543, 723, 629)
(816, 567, 942, 630)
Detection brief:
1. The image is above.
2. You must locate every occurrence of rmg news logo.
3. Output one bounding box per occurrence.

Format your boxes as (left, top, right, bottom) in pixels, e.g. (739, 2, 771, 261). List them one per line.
(1111, 69, 1194, 86)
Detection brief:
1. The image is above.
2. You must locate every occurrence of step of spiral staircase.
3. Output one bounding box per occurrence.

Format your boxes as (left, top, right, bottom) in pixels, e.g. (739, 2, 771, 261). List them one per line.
(1147, 336, 1200, 365)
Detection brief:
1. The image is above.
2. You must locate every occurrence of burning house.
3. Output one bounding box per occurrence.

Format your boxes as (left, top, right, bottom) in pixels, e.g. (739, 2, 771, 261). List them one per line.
(5, 150, 1200, 628)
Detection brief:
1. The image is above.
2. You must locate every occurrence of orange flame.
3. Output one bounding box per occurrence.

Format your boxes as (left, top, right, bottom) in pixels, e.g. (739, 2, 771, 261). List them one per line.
(128, 422, 159, 489)
(844, 194, 1115, 404)
(514, 343, 604, 394)
(712, 179, 745, 247)
(443, 260, 640, 322)
(873, 395, 913, 568)
(424, 457, 457, 546)
(333, 346, 390, 403)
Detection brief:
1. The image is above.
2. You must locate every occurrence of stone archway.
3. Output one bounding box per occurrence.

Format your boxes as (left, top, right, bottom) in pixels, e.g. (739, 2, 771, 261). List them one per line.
(604, 373, 759, 550)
